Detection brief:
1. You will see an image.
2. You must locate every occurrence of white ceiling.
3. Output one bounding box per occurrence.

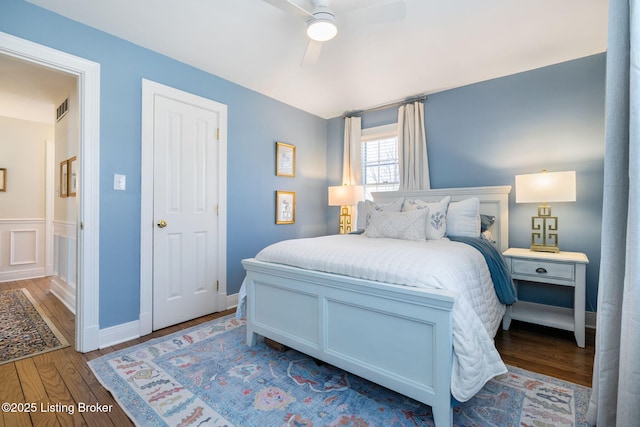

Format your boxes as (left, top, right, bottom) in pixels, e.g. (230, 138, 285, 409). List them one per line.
(13, 0, 608, 119)
(0, 55, 76, 124)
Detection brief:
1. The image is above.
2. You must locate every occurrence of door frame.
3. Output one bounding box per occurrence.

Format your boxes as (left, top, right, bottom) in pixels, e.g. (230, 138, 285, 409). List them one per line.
(140, 79, 228, 336)
(0, 32, 101, 352)
(45, 139, 54, 277)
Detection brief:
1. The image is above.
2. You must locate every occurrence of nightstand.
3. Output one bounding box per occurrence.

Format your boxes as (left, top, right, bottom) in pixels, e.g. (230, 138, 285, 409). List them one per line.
(501, 248, 589, 347)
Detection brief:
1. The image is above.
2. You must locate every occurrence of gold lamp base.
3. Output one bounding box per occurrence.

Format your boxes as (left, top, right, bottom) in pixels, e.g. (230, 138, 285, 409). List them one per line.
(338, 205, 354, 234)
(530, 203, 560, 253)
(530, 244, 560, 253)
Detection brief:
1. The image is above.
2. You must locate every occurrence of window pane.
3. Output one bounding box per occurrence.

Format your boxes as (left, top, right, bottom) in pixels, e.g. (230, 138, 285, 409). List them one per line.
(362, 138, 398, 185)
(361, 135, 399, 200)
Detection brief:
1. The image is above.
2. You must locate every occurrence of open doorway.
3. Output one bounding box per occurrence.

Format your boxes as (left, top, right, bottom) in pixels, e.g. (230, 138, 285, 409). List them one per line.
(0, 31, 101, 352)
(0, 54, 78, 314)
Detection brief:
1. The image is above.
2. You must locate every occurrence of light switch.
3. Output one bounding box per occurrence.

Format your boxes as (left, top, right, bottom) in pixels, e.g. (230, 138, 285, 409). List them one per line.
(114, 174, 126, 191)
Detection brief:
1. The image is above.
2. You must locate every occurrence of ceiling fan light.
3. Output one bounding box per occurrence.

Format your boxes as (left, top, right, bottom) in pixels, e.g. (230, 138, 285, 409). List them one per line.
(307, 12, 337, 42)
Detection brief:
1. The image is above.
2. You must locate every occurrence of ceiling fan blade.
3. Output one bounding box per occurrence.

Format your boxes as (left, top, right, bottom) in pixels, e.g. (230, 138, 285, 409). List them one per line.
(261, 0, 312, 18)
(300, 39, 323, 67)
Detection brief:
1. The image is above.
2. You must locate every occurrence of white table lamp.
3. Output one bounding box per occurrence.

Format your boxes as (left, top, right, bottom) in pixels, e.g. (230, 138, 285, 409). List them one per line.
(328, 185, 364, 234)
(515, 170, 576, 253)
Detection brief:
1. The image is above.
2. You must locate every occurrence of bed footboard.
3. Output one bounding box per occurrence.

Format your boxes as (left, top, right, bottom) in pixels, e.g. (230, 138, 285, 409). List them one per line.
(242, 258, 455, 427)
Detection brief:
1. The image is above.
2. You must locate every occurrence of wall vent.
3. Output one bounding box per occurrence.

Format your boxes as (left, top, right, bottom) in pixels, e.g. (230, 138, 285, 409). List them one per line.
(56, 98, 69, 122)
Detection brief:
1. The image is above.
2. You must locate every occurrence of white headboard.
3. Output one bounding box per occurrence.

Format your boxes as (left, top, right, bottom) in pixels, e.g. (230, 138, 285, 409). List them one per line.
(372, 185, 512, 253)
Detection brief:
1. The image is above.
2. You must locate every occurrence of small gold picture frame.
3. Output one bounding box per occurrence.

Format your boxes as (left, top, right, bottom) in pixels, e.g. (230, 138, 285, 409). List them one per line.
(276, 142, 296, 177)
(67, 156, 77, 197)
(276, 191, 296, 224)
(60, 160, 68, 198)
(0, 168, 6, 192)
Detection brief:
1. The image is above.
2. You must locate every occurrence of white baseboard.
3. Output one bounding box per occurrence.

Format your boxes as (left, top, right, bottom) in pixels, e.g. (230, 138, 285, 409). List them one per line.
(0, 268, 45, 283)
(50, 277, 76, 315)
(100, 296, 239, 348)
(226, 292, 238, 310)
(99, 319, 141, 349)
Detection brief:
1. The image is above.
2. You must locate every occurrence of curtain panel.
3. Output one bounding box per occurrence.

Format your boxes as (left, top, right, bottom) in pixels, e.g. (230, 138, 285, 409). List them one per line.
(587, 0, 640, 425)
(342, 116, 362, 185)
(398, 101, 430, 190)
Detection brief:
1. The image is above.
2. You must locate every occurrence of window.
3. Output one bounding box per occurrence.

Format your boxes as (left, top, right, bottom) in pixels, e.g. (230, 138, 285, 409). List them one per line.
(361, 124, 399, 200)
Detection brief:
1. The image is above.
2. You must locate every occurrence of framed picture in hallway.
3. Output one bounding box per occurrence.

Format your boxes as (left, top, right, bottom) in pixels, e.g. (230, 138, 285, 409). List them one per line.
(0, 168, 5, 192)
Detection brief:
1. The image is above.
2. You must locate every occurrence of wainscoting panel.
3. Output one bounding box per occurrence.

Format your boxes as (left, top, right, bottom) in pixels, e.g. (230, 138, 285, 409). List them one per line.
(51, 221, 77, 314)
(10, 229, 38, 265)
(0, 219, 45, 282)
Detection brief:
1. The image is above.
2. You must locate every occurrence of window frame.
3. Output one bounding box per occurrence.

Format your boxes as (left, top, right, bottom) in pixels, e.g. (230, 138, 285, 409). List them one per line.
(360, 123, 399, 200)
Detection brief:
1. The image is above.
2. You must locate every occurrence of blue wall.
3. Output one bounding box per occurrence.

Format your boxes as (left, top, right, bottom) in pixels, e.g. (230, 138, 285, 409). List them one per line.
(1, 0, 328, 328)
(328, 54, 606, 313)
(2, 0, 605, 330)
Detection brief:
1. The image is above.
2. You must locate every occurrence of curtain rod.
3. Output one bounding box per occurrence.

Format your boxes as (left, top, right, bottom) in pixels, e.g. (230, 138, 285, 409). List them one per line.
(342, 94, 428, 118)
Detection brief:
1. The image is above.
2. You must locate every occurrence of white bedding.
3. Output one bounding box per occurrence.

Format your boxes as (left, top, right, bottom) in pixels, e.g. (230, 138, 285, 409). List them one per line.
(250, 234, 507, 402)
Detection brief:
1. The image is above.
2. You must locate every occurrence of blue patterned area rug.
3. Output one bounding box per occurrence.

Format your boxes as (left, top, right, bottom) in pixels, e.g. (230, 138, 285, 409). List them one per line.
(89, 315, 591, 426)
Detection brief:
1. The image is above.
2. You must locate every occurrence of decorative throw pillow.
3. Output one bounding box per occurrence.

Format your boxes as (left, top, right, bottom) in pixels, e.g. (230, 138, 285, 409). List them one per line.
(446, 197, 481, 238)
(403, 196, 451, 240)
(356, 198, 404, 231)
(364, 209, 429, 241)
(481, 229, 496, 243)
(481, 214, 496, 232)
(480, 214, 496, 242)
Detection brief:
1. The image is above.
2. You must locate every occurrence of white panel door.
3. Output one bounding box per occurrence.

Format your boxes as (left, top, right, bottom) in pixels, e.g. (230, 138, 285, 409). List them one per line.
(153, 95, 220, 330)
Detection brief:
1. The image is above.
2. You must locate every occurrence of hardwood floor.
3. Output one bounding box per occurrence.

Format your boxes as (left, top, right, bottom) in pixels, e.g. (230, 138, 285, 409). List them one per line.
(1, 277, 595, 426)
(0, 277, 235, 427)
(494, 320, 595, 388)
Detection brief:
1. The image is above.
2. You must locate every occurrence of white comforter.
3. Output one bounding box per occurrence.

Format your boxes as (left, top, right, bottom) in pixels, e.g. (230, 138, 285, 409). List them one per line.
(251, 234, 507, 402)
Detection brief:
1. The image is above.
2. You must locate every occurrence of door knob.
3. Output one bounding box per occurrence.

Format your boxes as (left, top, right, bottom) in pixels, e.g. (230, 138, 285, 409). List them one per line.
(157, 219, 167, 228)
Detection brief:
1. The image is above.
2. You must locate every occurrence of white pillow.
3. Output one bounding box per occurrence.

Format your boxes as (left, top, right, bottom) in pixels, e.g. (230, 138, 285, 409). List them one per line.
(446, 197, 481, 238)
(403, 196, 451, 240)
(356, 198, 404, 231)
(364, 209, 429, 241)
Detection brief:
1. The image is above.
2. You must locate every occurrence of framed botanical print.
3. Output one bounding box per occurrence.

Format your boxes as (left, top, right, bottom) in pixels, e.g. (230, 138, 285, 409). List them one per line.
(60, 160, 68, 198)
(276, 142, 296, 177)
(275, 191, 296, 224)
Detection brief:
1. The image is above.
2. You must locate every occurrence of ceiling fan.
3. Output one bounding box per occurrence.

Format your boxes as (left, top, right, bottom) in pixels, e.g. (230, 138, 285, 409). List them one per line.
(262, 0, 407, 67)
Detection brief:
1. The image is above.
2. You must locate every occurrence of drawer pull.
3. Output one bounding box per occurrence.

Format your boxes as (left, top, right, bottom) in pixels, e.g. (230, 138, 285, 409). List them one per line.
(536, 267, 548, 274)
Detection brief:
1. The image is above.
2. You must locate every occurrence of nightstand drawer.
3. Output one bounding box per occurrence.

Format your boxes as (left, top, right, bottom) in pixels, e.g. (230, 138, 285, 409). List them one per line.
(511, 259, 575, 282)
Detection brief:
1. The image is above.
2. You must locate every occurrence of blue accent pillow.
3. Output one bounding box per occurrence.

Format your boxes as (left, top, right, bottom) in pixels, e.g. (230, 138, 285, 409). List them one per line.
(481, 214, 496, 232)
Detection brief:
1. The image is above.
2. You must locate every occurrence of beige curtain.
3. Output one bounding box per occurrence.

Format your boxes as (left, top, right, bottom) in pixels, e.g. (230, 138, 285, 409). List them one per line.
(398, 101, 430, 190)
(587, 0, 640, 425)
(342, 116, 362, 185)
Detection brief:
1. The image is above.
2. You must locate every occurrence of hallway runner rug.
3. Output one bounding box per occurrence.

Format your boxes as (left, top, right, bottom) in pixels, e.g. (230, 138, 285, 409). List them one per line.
(89, 315, 591, 426)
(0, 288, 69, 365)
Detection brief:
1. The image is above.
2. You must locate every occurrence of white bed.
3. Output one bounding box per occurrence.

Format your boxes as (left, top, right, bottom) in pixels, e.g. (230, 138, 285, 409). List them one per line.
(241, 185, 511, 427)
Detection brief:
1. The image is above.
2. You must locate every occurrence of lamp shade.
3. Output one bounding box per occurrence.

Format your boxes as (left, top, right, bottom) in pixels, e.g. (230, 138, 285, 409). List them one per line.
(515, 171, 576, 203)
(328, 185, 363, 206)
